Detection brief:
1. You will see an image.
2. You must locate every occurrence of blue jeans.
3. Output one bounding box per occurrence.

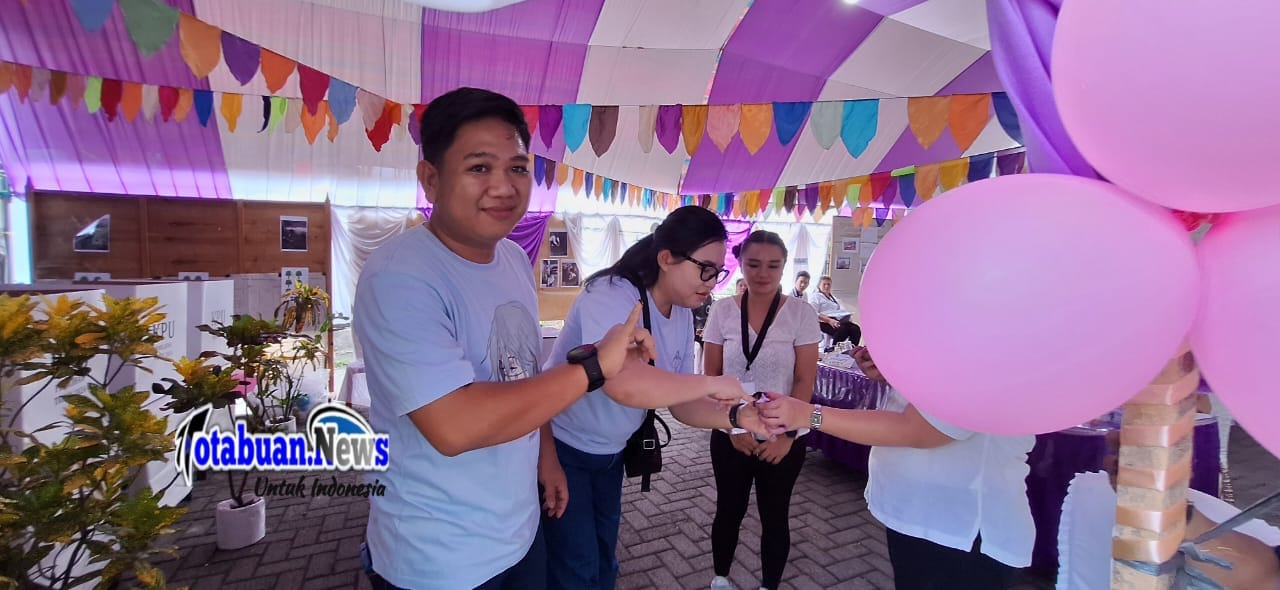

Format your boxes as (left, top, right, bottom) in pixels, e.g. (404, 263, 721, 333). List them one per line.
(542, 438, 624, 590)
(362, 523, 546, 590)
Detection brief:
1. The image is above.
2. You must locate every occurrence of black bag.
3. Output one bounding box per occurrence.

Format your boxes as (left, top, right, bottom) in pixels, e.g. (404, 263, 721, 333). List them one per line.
(621, 278, 671, 492)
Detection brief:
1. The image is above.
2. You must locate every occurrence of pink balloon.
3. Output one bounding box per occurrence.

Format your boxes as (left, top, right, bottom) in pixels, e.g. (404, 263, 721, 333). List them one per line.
(860, 174, 1199, 435)
(1052, 0, 1280, 213)
(1191, 205, 1280, 458)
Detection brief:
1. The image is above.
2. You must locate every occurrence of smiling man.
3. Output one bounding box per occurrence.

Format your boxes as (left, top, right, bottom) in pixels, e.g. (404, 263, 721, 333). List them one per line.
(353, 88, 656, 590)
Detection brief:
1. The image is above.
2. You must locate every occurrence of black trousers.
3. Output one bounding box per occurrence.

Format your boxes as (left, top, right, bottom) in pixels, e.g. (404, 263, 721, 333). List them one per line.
(885, 528, 1015, 590)
(709, 430, 806, 590)
(819, 318, 861, 345)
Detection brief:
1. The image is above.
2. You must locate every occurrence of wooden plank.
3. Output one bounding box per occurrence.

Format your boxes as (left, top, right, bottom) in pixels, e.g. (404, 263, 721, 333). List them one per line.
(238, 202, 329, 274)
(138, 199, 151, 277)
(145, 198, 239, 277)
(30, 192, 145, 279)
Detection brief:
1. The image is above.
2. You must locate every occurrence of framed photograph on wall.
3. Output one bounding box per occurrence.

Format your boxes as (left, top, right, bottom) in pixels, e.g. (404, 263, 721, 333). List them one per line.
(548, 231, 569, 257)
(73, 214, 111, 252)
(281, 216, 309, 252)
(540, 259, 560, 288)
(836, 256, 852, 270)
(841, 238, 858, 253)
(560, 261, 581, 287)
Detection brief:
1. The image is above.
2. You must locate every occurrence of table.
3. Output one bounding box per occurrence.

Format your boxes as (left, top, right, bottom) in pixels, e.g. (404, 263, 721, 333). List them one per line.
(805, 363, 890, 471)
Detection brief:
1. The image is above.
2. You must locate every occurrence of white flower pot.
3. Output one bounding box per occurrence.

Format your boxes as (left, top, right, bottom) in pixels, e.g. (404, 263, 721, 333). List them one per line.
(268, 416, 297, 434)
(215, 495, 267, 550)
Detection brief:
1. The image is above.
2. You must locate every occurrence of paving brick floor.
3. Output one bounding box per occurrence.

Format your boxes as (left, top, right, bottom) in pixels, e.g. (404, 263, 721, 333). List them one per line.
(153, 414, 1278, 589)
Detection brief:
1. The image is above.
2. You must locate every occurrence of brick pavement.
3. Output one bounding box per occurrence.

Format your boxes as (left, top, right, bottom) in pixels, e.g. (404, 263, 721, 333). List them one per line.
(153, 412, 1279, 589)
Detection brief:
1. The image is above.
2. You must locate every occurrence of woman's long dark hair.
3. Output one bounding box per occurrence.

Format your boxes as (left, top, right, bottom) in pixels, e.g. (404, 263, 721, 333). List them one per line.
(586, 206, 728, 290)
(731, 230, 788, 261)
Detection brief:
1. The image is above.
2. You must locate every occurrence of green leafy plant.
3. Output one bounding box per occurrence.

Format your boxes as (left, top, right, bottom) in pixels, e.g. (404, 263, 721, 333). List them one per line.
(275, 280, 330, 334)
(0, 294, 185, 590)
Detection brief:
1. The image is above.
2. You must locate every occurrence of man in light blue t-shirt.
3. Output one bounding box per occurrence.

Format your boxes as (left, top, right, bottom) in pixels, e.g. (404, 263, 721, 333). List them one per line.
(354, 88, 664, 590)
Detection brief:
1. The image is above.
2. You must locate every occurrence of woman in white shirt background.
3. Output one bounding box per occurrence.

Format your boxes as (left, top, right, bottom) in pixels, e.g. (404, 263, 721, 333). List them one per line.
(702, 230, 822, 590)
(756, 347, 1036, 590)
(807, 275, 860, 350)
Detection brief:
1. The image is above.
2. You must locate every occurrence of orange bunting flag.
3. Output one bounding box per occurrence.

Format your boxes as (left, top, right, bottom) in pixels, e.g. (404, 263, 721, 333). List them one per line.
(174, 88, 194, 122)
(221, 93, 243, 132)
(571, 168, 585, 195)
(939, 158, 969, 190)
(367, 101, 398, 152)
(327, 102, 340, 142)
(744, 190, 759, 217)
(818, 182, 834, 213)
(13, 64, 32, 102)
(831, 179, 849, 211)
(178, 14, 222, 79)
(0, 62, 14, 94)
(260, 50, 297, 95)
(592, 174, 604, 199)
(907, 96, 951, 149)
(949, 94, 991, 152)
(739, 103, 773, 155)
(915, 163, 941, 202)
(681, 105, 708, 156)
(121, 82, 143, 122)
(556, 162, 570, 187)
(300, 99, 326, 144)
(852, 177, 872, 206)
(707, 104, 741, 153)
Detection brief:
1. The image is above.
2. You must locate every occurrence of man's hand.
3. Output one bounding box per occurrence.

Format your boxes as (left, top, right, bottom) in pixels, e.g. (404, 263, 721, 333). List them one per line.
(707, 375, 751, 408)
(850, 347, 886, 383)
(736, 403, 784, 439)
(756, 393, 815, 434)
(824, 317, 840, 328)
(598, 304, 657, 379)
(755, 436, 794, 465)
(729, 432, 760, 457)
(538, 456, 569, 518)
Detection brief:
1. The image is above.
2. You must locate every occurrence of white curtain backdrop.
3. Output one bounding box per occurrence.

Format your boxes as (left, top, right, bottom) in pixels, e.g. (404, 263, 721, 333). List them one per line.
(562, 213, 624, 281)
(754, 219, 832, 290)
(331, 205, 423, 323)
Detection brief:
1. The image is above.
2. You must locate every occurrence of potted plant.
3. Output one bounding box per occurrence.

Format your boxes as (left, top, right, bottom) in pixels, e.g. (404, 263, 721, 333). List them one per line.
(275, 280, 330, 334)
(0, 294, 185, 590)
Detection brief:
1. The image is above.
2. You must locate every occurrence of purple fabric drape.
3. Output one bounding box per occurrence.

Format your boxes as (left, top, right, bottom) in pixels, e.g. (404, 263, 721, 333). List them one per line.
(419, 207, 551, 267)
(721, 219, 754, 290)
(986, 0, 1097, 178)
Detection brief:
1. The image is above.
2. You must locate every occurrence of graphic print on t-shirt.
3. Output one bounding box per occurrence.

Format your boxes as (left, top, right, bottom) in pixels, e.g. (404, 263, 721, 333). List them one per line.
(486, 301, 541, 382)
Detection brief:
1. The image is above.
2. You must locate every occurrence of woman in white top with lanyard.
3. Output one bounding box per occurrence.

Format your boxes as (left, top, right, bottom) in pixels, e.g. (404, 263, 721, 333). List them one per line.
(702, 230, 822, 590)
(807, 275, 860, 349)
(756, 347, 1036, 589)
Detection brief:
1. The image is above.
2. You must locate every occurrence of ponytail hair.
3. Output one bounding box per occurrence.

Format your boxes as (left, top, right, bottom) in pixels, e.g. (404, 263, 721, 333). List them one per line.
(731, 230, 788, 261)
(586, 206, 727, 290)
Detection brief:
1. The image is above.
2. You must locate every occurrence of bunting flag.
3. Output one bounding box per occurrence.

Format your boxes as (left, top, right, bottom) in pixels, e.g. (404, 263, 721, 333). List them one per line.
(66, 74, 86, 110)
(840, 100, 878, 158)
(998, 151, 1026, 176)
(949, 93, 991, 152)
(284, 98, 303, 134)
(158, 85, 179, 121)
(120, 81, 142, 122)
(258, 95, 271, 132)
(297, 63, 329, 116)
(968, 153, 995, 182)
(100, 78, 122, 120)
(915, 163, 941, 202)
(119, 0, 180, 57)
(831, 179, 849, 211)
(681, 105, 708, 155)
(533, 156, 546, 187)
(48, 71, 68, 105)
(140, 82, 159, 121)
(739, 103, 772, 155)
(70, 0, 114, 32)
(898, 173, 917, 208)
(30, 68, 49, 101)
(220, 92, 243, 132)
(854, 177, 873, 206)
(556, 162, 570, 187)
(174, 88, 193, 122)
(221, 32, 260, 86)
(637, 105, 658, 154)
(367, 101, 398, 152)
(520, 105, 539, 134)
(12, 64, 31, 102)
(992, 92, 1023, 145)
(783, 186, 797, 213)
(329, 78, 357, 124)
(869, 172, 893, 206)
(773, 101, 811, 146)
(907, 96, 951, 149)
(194, 89, 213, 126)
(562, 104, 590, 152)
(588, 106, 619, 157)
(268, 95, 287, 133)
(300, 100, 326, 144)
(178, 14, 221, 78)
(0, 63, 13, 95)
(83, 76, 102, 113)
(260, 50, 296, 95)
(539, 105, 562, 148)
(707, 104, 742, 153)
(809, 101, 842, 149)
(939, 158, 969, 190)
(656, 105, 682, 154)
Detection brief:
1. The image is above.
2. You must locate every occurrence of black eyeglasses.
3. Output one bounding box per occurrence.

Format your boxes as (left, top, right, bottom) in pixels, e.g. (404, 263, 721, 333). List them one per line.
(681, 255, 730, 283)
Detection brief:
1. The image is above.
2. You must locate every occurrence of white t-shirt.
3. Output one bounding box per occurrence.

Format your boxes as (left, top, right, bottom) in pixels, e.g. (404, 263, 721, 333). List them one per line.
(808, 291, 850, 319)
(703, 294, 822, 397)
(354, 227, 542, 589)
(866, 389, 1037, 568)
(548, 277, 693, 455)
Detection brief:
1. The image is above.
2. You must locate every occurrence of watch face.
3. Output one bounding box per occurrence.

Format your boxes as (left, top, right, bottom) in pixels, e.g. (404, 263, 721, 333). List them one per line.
(567, 343, 597, 362)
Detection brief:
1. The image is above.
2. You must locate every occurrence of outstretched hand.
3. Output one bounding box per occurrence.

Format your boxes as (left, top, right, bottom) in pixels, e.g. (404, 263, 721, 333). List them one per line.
(597, 304, 657, 379)
(756, 393, 814, 434)
(736, 402, 786, 439)
(850, 347, 886, 383)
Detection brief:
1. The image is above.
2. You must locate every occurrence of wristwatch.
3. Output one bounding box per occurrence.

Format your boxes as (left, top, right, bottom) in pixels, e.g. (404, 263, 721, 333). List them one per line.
(728, 402, 746, 429)
(566, 344, 606, 392)
(809, 405, 824, 431)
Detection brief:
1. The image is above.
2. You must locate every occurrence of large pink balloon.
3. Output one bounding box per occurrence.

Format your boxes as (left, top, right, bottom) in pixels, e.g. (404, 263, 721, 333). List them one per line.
(860, 174, 1199, 435)
(1052, 0, 1280, 213)
(1191, 205, 1280, 458)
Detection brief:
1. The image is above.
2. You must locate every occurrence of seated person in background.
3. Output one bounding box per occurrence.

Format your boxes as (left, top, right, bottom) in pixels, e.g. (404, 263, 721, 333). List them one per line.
(807, 276, 860, 350)
(735, 277, 747, 296)
(756, 347, 1036, 590)
(790, 271, 809, 299)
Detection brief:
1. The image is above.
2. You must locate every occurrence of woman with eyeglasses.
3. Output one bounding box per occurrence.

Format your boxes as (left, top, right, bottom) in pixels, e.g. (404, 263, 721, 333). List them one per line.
(703, 230, 821, 590)
(540, 206, 766, 590)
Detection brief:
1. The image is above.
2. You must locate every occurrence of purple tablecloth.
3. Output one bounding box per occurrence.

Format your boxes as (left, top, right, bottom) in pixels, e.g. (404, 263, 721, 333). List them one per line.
(805, 363, 889, 471)
(1025, 416, 1221, 574)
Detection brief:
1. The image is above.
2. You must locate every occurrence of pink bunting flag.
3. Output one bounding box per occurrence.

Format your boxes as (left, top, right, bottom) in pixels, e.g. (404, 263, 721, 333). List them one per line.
(297, 63, 329, 116)
(65, 74, 86, 110)
(158, 86, 179, 121)
(706, 104, 742, 152)
(357, 89, 384, 130)
(520, 105, 539, 134)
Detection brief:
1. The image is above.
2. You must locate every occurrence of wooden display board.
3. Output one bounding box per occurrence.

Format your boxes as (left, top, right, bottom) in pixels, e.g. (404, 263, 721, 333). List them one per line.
(29, 191, 330, 279)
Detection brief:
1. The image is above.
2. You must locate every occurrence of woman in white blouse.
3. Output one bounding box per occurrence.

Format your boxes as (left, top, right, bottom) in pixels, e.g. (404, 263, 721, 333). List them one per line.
(807, 275, 860, 349)
(702, 230, 821, 590)
(756, 347, 1036, 590)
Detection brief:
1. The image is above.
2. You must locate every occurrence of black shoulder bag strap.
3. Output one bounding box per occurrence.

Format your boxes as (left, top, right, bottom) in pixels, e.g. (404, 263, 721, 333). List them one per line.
(740, 290, 784, 372)
(629, 279, 671, 492)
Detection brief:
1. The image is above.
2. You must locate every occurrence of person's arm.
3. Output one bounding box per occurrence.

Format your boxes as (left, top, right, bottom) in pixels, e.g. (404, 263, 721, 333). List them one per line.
(538, 423, 568, 518)
(601, 363, 746, 409)
(790, 343, 819, 403)
(757, 396, 955, 448)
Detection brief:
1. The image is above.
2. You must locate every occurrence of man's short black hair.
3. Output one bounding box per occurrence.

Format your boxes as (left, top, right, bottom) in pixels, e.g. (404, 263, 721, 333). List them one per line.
(419, 87, 531, 167)
(796, 271, 811, 280)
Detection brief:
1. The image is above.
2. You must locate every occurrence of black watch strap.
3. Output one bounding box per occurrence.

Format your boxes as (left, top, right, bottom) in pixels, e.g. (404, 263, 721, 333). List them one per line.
(578, 354, 605, 392)
(728, 403, 743, 429)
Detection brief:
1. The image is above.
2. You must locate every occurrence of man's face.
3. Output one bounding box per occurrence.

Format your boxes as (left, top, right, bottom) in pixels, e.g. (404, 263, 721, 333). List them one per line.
(795, 275, 809, 292)
(418, 117, 532, 250)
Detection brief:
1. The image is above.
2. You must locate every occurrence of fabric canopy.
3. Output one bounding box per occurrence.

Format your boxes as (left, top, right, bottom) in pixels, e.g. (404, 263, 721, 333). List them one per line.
(0, 0, 1015, 205)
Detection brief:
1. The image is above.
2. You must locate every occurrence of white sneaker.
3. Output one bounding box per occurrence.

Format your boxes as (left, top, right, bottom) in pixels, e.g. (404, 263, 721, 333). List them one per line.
(710, 576, 736, 590)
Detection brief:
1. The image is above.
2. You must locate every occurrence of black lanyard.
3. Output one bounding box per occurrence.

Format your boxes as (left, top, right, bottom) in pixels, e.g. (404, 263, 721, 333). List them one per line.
(740, 290, 783, 372)
(633, 280, 657, 368)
